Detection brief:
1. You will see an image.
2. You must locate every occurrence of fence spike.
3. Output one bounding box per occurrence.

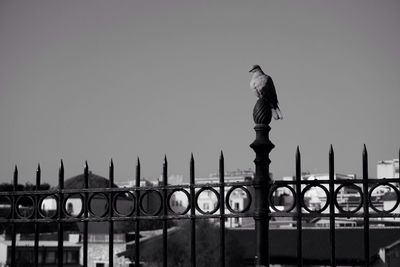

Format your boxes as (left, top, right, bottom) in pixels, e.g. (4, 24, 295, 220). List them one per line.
(109, 159, 114, 187)
(134, 156, 141, 267)
(11, 164, 18, 267)
(220, 150, 224, 160)
(34, 163, 40, 267)
(13, 165, 18, 188)
(190, 154, 195, 177)
(328, 144, 335, 267)
(363, 144, 368, 156)
(59, 160, 64, 189)
(137, 157, 140, 166)
(136, 157, 141, 185)
(329, 144, 334, 154)
(362, 144, 370, 266)
(163, 156, 168, 180)
(84, 161, 89, 188)
(189, 152, 196, 267)
(162, 155, 168, 267)
(295, 144, 303, 267)
(36, 164, 41, 189)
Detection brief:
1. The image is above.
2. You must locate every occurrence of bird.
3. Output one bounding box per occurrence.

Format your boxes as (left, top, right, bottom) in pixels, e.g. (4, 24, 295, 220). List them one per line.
(249, 65, 283, 120)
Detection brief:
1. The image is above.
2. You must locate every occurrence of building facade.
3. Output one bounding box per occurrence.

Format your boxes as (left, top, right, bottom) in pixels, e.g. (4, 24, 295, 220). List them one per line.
(378, 159, 399, 179)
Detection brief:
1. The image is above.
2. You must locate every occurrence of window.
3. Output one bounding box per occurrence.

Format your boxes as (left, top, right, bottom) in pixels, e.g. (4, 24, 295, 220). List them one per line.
(203, 203, 209, 210)
(67, 202, 74, 214)
(234, 202, 240, 211)
(65, 250, 79, 264)
(96, 263, 106, 267)
(45, 251, 56, 264)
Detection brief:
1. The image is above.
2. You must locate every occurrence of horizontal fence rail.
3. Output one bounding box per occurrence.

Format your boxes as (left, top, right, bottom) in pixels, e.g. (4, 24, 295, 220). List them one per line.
(0, 146, 399, 267)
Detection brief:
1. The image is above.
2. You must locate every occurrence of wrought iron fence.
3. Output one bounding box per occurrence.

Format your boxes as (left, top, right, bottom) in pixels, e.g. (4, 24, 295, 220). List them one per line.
(0, 97, 399, 267)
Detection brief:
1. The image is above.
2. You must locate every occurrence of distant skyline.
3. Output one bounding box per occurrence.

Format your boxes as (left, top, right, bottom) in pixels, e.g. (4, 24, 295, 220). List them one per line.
(1, 0, 399, 185)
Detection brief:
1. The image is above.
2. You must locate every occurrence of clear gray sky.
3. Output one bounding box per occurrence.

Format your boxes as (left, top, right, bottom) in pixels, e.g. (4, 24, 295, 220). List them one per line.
(0, 0, 399, 185)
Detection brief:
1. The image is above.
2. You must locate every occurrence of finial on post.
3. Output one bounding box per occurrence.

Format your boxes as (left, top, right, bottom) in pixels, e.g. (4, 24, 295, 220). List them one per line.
(253, 98, 273, 125)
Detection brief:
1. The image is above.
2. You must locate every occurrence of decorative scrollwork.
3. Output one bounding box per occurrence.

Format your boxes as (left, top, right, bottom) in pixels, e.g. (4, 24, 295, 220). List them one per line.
(15, 195, 35, 219)
(167, 189, 190, 215)
(39, 194, 58, 219)
(369, 182, 400, 213)
(63, 193, 84, 218)
(225, 186, 252, 213)
(253, 98, 272, 125)
(88, 193, 109, 218)
(139, 189, 163, 216)
(195, 187, 220, 215)
(112, 192, 136, 217)
(301, 184, 330, 214)
(269, 185, 296, 213)
(334, 183, 363, 214)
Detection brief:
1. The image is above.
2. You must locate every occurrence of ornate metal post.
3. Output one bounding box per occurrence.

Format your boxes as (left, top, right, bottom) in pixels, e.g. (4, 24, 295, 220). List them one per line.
(250, 98, 275, 267)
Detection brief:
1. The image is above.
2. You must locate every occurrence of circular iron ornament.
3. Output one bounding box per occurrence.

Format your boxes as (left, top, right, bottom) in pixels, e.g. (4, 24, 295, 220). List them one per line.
(167, 189, 191, 215)
(334, 183, 363, 214)
(268, 185, 296, 212)
(301, 184, 330, 213)
(63, 193, 84, 218)
(88, 193, 109, 218)
(225, 186, 252, 213)
(195, 187, 220, 215)
(15, 195, 35, 219)
(0, 196, 12, 218)
(112, 192, 136, 217)
(139, 190, 163, 216)
(38, 194, 59, 219)
(369, 182, 400, 213)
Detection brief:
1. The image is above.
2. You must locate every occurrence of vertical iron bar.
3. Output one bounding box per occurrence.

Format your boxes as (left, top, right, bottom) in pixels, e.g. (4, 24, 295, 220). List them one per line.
(190, 154, 196, 267)
(109, 160, 114, 267)
(363, 145, 370, 267)
(11, 165, 18, 267)
(162, 156, 168, 267)
(329, 145, 336, 267)
(58, 160, 64, 267)
(34, 164, 41, 267)
(295, 147, 303, 267)
(219, 151, 225, 267)
(83, 161, 89, 267)
(135, 158, 141, 267)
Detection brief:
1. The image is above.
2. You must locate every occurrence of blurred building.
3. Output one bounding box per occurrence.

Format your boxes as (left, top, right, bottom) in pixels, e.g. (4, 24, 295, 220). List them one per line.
(377, 159, 399, 179)
(277, 173, 357, 214)
(168, 169, 254, 228)
(40, 173, 133, 267)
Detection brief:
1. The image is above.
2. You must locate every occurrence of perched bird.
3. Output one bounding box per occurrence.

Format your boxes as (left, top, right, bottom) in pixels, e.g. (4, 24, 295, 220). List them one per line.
(249, 65, 283, 120)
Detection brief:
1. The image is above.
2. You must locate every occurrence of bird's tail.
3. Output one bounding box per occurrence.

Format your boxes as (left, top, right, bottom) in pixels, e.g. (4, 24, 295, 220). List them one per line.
(272, 107, 283, 120)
